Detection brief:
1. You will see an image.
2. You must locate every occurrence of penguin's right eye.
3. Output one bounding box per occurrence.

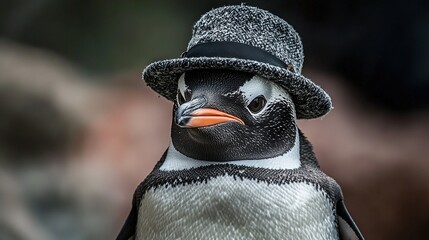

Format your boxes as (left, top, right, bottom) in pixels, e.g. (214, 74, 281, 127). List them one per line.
(177, 90, 185, 105)
(177, 89, 191, 105)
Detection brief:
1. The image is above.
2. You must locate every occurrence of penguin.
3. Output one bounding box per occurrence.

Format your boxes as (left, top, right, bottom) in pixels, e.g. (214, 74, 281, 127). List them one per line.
(116, 69, 364, 240)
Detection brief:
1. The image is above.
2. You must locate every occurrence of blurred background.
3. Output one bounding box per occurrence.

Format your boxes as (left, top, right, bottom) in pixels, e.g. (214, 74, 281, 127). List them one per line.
(0, 0, 428, 239)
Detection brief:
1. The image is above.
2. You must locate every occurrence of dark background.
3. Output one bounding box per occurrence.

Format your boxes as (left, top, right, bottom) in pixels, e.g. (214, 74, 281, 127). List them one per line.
(1, 1, 428, 239)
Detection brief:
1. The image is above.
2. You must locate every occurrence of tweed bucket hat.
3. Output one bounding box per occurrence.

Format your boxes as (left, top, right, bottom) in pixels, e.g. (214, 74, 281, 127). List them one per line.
(143, 5, 332, 119)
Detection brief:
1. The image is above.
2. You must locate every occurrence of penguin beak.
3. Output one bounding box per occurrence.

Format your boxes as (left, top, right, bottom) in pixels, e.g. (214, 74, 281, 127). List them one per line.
(184, 108, 244, 128)
(176, 98, 245, 128)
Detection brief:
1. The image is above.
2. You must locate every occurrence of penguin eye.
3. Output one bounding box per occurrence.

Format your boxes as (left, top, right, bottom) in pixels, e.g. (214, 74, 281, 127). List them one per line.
(177, 89, 191, 105)
(247, 95, 267, 113)
(177, 89, 186, 105)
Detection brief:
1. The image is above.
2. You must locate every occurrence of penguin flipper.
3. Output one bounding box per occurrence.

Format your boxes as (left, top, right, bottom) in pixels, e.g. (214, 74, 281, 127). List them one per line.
(116, 203, 138, 240)
(337, 200, 364, 240)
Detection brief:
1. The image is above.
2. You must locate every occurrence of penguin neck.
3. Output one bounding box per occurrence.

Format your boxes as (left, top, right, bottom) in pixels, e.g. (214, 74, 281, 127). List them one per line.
(160, 127, 301, 171)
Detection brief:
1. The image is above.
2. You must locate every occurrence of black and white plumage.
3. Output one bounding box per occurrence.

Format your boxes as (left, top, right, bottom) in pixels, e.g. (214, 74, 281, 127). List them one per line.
(117, 69, 363, 240)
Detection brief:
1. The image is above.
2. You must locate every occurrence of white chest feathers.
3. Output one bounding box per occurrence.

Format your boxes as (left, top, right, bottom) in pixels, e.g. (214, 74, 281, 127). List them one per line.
(135, 175, 339, 240)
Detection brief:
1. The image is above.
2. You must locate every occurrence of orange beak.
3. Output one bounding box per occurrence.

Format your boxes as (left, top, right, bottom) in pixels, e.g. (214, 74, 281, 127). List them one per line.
(184, 108, 245, 128)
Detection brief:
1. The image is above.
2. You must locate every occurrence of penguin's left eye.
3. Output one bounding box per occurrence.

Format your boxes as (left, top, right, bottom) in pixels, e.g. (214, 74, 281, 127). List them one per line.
(247, 95, 267, 113)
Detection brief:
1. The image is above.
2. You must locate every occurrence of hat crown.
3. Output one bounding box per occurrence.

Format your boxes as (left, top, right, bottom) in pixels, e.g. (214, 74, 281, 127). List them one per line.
(188, 5, 304, 73)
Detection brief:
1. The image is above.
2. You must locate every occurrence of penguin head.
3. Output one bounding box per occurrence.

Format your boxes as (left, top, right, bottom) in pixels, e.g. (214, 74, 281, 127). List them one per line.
(171, 69, 297, 161)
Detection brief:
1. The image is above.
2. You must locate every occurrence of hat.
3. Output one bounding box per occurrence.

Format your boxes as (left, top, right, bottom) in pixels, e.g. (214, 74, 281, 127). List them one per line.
(143, 5, 332, 119)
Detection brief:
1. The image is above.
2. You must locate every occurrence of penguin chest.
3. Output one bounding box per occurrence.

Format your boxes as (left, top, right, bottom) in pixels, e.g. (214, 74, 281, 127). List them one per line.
(135, 173, 339, 240)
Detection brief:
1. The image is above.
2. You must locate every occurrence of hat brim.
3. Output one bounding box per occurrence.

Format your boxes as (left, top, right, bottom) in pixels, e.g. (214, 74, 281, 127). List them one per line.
(143, 57, 332, 119)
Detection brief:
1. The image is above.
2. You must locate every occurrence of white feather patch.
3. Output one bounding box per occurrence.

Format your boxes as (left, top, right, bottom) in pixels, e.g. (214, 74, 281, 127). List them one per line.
(177, 73, 187, 97)
(236, 75, 295, 118)
(136, 177, 338, 240)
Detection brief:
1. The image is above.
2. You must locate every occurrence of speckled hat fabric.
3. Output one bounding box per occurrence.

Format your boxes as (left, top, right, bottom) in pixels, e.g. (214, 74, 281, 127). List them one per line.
(143, 5, 332, 119)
